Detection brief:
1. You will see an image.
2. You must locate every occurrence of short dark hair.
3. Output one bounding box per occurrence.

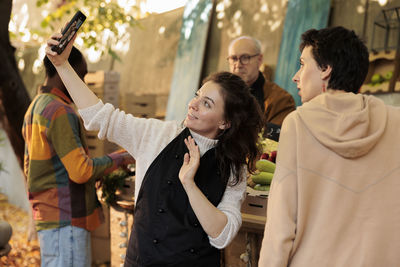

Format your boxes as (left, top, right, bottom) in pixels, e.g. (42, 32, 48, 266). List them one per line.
(43, 46, 84, 78)
(300, 26, 369, 93)
(202, 72, 263, 185)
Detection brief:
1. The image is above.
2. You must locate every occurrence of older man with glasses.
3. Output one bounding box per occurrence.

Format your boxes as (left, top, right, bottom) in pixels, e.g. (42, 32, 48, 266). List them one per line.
(228, 36, 295, 127)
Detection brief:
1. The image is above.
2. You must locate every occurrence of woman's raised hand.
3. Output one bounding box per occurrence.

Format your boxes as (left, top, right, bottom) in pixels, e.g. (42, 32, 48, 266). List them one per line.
(45, 32, 77, 66)
(179, 136, 200, 188)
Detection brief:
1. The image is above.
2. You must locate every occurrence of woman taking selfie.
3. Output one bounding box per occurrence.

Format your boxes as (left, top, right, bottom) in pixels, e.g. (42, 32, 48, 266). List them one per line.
(45, 32, 263, 266)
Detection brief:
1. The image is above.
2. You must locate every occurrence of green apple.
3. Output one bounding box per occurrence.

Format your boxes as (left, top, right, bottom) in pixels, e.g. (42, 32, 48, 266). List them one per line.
(384, 71, 393, 81)
(371, 73, 383, 84)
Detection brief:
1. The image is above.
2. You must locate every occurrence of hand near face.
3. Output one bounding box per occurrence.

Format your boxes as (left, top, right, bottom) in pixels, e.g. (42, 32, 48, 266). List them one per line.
(179, 136, 200, 188)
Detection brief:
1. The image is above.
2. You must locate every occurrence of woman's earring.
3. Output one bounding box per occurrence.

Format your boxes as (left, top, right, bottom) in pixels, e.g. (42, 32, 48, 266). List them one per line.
(322, 83, 326, 92)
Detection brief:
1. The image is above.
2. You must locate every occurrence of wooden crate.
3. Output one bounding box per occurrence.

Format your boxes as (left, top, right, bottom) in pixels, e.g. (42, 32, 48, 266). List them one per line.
(91, 204, 111, 265)
(122, 94, 156, 118)
(87, 83, 104, 99)
(110, 207, 134, 267)
(223, 231, 247, 267)
(85, 71, 120, 107)
(224, 188, 267, 267)
(241, 195, 268, 217)
(103, 90, 120, 108)
(155, 94, 168, 120)
(85, 130, 121, 157)
(104, 141, 120, 154)
(103, 82, 120, 96)
(85, 131, 105, 158)
(85, 71, 120, 84)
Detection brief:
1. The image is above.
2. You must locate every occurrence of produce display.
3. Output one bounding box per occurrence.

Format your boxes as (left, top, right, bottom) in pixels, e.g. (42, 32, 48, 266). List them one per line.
(248, 133, 278, 192)
(368, 71, 393, 86)
(254, 184, 270, 191)
(250, 155, 276, 192)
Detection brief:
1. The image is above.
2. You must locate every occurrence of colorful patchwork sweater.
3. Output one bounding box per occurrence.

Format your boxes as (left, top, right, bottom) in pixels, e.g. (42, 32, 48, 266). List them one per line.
(22, 87, 122, 231)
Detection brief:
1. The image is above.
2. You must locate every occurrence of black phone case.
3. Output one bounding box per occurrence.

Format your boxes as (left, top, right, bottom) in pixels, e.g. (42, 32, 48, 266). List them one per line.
(51, 11, 86, 55)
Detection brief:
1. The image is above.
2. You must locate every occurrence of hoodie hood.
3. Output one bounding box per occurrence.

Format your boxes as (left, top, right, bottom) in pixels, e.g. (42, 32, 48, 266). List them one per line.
(297, 91, 387, 158)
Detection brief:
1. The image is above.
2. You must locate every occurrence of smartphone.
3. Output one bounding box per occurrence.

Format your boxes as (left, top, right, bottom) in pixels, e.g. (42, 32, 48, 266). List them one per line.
(51, 10, 86, 55)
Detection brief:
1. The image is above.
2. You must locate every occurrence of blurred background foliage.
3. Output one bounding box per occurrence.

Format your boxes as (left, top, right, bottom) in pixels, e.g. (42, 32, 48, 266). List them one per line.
(36, 0, 140, 63)
(10, 0, 144, 69)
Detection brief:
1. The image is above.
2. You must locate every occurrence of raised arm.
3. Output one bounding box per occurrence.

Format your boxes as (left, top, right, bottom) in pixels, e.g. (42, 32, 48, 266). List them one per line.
(45, 33, 98, 109)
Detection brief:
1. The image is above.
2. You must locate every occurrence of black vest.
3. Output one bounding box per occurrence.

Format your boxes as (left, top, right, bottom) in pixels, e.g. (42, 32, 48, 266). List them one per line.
(125, 128, 228, 267)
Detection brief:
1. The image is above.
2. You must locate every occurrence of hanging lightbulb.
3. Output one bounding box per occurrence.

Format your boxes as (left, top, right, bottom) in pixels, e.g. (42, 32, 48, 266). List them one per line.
(378, 0, 388, 6)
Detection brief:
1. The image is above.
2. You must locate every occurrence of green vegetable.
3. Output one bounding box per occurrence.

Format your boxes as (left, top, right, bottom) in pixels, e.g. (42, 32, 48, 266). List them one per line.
(251, 171, 274, 185)
(256, 159, 276, 173)
(254, 184, 270, 191)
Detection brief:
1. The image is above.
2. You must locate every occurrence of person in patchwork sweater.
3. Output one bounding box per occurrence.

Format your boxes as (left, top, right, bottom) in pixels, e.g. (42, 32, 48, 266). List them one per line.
(22, 47, 134, 267)
(45, 32, 264, 266)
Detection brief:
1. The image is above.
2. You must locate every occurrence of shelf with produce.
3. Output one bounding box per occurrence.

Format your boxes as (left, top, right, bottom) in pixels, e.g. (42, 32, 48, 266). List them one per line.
(361, 50, 400, 94)
(241, 133, 278, 222)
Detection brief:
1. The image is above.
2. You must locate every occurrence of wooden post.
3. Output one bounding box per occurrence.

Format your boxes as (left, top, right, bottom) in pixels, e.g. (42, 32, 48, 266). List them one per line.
(388, 28, 400, 92)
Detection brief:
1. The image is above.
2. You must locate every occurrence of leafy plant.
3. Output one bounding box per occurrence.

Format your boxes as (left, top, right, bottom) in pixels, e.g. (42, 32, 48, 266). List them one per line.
(258, 129, 278, 155)
(100, 168, 130, 206)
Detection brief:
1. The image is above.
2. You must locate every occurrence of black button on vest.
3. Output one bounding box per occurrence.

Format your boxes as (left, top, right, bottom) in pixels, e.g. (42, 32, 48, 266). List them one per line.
(125, 128, 227, 266)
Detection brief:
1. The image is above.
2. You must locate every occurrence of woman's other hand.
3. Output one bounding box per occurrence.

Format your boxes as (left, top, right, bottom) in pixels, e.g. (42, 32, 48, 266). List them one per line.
(179, 136, 200, 188)
(178, 136, 228, 238)
(45, 32, 77, 66)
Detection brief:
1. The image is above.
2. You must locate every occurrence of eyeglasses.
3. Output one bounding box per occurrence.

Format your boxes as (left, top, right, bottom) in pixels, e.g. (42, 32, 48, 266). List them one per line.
(227, 54, 259, 65)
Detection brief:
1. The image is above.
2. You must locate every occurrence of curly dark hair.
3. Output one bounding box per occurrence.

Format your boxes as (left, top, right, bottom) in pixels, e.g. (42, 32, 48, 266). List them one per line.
(300, 26, 369, 93)
(202, 72, 264, 185)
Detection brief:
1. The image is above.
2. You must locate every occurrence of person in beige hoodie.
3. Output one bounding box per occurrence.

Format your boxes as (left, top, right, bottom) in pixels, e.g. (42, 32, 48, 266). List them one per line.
(259, 26, 400, 267)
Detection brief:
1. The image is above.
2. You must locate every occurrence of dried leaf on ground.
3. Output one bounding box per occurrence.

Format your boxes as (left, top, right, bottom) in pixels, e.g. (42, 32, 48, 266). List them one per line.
(0, 196, 40, 266)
